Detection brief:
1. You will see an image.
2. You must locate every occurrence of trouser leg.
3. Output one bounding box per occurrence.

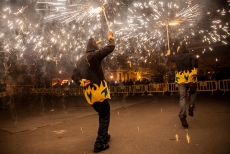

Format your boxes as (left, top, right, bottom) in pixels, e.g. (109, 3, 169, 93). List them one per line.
(179, 84, 187, 117)
(188, 82, 197, 108)
(92, 99, 110, 146)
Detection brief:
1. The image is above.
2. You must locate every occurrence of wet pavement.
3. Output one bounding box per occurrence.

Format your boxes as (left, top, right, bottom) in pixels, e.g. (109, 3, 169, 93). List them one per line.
(0, 92, 230, 154)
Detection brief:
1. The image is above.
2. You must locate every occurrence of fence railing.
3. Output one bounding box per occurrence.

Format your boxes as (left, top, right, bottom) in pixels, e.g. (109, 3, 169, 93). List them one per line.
(0, 80, 229, 98)
(146, 83, 168, 95)
(130, 85, 146, 96)
(218, 79, 230, 95)
(167, 83, 179, 95)
(197, 81, 218, 95)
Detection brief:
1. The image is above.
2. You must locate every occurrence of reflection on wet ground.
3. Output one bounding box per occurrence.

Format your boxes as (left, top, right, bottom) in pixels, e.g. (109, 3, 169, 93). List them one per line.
(0, 94, 146, 133)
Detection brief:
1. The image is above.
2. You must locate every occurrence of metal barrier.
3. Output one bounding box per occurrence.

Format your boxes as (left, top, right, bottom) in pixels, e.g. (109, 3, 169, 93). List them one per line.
(29, 88, 37, 94)
(1, 80, 230, 98)
(197, 81, 218, 95)
(37, 88, 45, 94)
(63, 86, 70, 95)
(116, 86, 131, 95)
(29, 88, 41, 94)
(69, 88, 77, 95)
(131, 85, 146, 95)
(6, 86, 17, 95)
(109, 86, 117, 96)
(43, 88, 52, 95)
(79, 87, 84, 95)
(218, 79, 230, 95)
(168, 83, 179, 95)
(147, 83, 168, 95)
(17, 87, 24, 93)
(69, 87, 83, 95)
(52, 88, 63, 96)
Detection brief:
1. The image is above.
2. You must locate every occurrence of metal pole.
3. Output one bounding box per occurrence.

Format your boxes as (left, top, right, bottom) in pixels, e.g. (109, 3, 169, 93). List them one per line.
(102, 8, 111, 31)
(166, 24, 170, 51)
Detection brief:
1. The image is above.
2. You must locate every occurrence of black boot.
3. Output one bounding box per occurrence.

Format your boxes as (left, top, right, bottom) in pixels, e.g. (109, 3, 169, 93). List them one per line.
(94, 143, 109, 153)
(105, 134, 111, 143)
(180, 116, 188, 128)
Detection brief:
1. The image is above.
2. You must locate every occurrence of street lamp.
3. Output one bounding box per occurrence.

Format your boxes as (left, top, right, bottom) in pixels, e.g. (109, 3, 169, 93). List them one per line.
(110, 75, 113, 80)
(166, 19, 182, 51)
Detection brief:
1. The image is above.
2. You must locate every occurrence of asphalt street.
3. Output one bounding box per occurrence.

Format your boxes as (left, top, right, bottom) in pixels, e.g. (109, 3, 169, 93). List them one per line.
(0, 92, 230, 154)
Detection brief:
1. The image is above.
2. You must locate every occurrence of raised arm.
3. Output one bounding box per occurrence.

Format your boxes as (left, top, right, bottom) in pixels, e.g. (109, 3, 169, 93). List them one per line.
(94, 31, 115, 61)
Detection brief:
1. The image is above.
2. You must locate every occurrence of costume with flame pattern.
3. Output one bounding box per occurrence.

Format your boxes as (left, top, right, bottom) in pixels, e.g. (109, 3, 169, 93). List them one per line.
(169, 41, 198, 128)
(72, 34, 115, 104)
(72, 32, 115, 150)
(171, 44, 198, 84)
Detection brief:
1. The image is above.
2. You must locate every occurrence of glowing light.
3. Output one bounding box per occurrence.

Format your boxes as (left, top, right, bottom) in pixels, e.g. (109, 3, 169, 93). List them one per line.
(168, 19, 182, 26)
(186, 133, 190, 143)
(175, 134, 179, 141)
(89, 7, 102, 15)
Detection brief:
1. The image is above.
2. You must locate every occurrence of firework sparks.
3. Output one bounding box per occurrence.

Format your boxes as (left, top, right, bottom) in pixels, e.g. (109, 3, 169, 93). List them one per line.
(0, 0, 229, 78)
(175, 4, 200, 23)
(186, 133, 190, 143)
(175, 134, 179, 141)
(43, 3, 103, 24)
(14, 6, 28, 15)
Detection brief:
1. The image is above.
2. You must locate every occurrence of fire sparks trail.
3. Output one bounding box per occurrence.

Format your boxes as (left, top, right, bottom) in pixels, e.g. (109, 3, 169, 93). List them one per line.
(0, 0, 229, 81)
(44, 6, 103, 24)
(175, 134, 179, 141)
(186, 133, 190, 143)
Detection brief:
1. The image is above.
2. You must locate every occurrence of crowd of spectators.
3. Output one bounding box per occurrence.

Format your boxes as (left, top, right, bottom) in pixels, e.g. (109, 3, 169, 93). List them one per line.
(197, 71, 230, 81)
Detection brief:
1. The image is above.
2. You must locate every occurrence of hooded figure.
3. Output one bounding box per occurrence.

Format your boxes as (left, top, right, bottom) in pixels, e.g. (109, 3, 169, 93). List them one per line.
(169, 42, 198, 128)
(171, 42, 198, 84)
(86, 38, 99, 52)
(72, 37, 115, 104)
(71, 31, 115, 153)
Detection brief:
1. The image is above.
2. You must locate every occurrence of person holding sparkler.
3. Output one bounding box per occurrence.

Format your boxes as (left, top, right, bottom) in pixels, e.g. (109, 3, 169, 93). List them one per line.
(72, 31, 115, 153)
(168, 41, 198, 128)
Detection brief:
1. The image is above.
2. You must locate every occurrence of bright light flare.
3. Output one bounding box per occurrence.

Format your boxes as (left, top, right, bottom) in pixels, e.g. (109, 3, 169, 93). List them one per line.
(88, 7, 102, 15)
(168, 19, 182, 26)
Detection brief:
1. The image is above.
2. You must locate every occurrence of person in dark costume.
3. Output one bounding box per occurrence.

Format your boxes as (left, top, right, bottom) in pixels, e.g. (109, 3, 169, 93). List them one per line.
(72, 31, 115, 153)
(168, 41, 198, 128)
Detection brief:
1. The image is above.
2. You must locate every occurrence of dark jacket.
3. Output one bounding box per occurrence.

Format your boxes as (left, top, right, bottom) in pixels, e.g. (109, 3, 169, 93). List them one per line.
(0, 83, 6, 92)
(72, 38, 115, 104)
(170, 44, 198, 84)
